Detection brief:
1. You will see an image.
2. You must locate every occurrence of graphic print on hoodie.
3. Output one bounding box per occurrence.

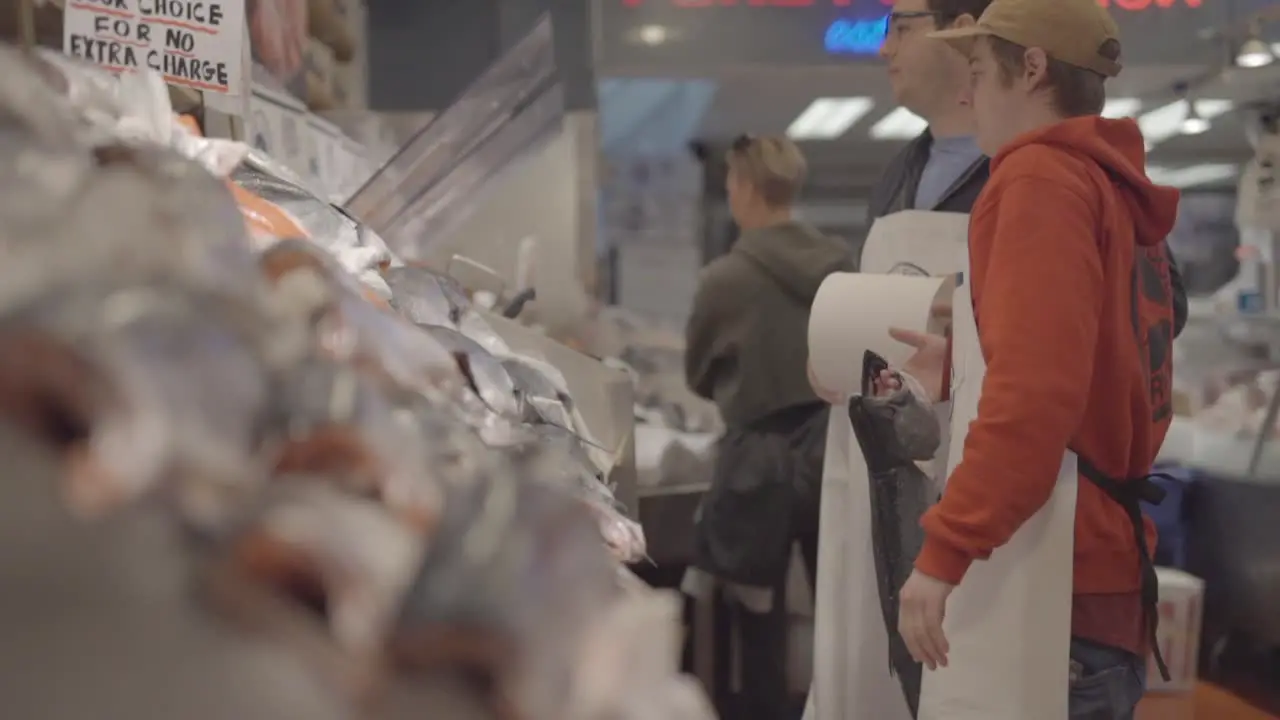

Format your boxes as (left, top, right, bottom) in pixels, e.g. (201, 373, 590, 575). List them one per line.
(912, 116, 1182, 655)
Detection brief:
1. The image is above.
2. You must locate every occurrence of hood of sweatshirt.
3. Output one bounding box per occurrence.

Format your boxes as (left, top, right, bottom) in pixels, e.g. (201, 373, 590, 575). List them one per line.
(733, 221, 853, 303)
(991, 116, 1181, 247)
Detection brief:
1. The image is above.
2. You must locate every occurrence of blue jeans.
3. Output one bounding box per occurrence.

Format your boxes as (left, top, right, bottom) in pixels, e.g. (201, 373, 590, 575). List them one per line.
(1069, 638, 1147, 720)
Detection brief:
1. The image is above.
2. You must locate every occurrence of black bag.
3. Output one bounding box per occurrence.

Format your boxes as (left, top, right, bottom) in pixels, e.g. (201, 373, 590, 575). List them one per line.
(693, 403, 828, 587)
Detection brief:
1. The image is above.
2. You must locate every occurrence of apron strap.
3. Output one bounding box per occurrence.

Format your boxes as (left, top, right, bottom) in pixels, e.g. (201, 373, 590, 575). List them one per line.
(1074, 453, 1172, 682)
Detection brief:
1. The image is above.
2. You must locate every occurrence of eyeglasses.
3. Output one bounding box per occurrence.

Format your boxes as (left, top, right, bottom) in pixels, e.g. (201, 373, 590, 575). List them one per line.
(731, 134, 755, 152)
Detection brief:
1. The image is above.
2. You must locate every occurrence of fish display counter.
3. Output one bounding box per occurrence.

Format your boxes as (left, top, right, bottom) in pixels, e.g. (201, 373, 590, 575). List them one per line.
(0, 18, 712, 720)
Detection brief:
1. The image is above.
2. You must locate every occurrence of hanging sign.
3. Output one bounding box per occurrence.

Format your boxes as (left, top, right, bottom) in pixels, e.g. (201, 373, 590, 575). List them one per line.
(63, 0, 246, 96)
(601, 0, 1212, 70)
(824, 15, 887, 55)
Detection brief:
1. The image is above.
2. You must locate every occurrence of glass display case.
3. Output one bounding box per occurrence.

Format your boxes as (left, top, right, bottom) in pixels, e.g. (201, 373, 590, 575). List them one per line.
(345, 17, 564, 259)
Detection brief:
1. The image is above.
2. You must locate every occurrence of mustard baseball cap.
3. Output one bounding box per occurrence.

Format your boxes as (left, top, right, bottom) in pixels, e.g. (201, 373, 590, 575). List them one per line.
(928, 0, 1123, 78)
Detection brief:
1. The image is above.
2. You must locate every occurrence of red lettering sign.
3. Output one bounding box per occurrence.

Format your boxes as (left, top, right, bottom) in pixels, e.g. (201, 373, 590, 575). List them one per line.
(1099, 0, 1201, 7)
(623, 0, 1201, 8)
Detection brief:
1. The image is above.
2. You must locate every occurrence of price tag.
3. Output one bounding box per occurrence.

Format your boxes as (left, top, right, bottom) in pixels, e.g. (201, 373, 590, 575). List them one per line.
(249, 82, 309, 174)
(307, 115, 344, 200)
(247, 98, 280, 156)
(339, 136, 370, 200)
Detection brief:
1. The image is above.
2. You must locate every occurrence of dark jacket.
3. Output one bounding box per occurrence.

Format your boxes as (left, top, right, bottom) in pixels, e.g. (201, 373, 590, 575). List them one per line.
(685, 220, 855, 428)
(862, 131, 1188, 336)
(686, 220, 852, 586)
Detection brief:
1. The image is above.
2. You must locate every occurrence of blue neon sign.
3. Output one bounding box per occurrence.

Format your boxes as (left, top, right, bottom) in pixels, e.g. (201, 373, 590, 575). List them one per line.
(824, 15, 889, 56)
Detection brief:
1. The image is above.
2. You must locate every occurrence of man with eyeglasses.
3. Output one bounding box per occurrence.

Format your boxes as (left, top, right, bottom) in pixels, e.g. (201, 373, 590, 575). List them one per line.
(861, 0, 993, 245)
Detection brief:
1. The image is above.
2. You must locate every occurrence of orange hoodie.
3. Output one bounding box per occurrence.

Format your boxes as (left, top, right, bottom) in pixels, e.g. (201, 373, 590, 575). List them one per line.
(915, 117, 1181, 645)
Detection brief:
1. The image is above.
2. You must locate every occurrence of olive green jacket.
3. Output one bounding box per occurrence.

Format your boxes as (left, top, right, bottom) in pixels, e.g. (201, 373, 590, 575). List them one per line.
(685, 221, 854, 428)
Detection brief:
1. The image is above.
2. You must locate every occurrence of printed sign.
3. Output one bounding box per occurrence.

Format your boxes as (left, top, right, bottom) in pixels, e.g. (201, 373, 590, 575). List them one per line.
(63, 0, 246, 96)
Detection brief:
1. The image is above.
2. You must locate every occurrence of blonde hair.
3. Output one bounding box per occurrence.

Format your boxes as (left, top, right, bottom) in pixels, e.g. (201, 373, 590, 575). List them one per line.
(726, 135, 808, 207)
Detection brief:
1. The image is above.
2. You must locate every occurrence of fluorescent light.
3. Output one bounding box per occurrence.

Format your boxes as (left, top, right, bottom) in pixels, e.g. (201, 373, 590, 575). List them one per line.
(787, 97, 875, 140)
(1147, 164, 1238, 188)
(1180, 115, 1210, 135)
(637, 24, 668, 46)
(1138, 98, 1234, 147)
(869, 107, 928, 140)
(1102, 97, 1141, 118)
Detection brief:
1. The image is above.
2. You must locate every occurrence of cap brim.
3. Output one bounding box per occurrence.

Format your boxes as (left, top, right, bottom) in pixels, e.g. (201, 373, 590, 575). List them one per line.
(926, 25, 990, 54)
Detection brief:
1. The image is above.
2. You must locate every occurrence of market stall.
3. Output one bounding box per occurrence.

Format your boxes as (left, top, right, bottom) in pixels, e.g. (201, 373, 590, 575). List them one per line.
(0, 14, 711, 720)
(1153, 104, 1280, 700)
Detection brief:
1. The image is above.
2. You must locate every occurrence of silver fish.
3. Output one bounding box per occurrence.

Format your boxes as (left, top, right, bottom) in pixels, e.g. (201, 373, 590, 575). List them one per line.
(234, 158, 393, 279)
(382, 266, 471, 328)
(415, 324, 520, 418)
(0, 425, 354, 720)
(0, 282, 281, 520)
(389, 472, 622, 720)
(266, 357, 442, 531)
(0, 141, 263, 314)
(259, 240, 461, 395)
(213, 483, 423, 657)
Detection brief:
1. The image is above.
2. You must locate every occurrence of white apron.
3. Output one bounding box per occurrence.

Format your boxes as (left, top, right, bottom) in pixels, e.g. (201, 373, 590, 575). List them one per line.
(916, 242, 1077, 720)
(804, 210, 1077, 720)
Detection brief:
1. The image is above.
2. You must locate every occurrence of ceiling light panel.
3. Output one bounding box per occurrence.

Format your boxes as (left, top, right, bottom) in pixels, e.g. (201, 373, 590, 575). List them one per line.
(1147, 164, 1238, 188)
(1138, 99, 1234, 146)
(1102, 97, 1141, 118)
(787, 97, 875, 140)
(868, 107, 928, 140)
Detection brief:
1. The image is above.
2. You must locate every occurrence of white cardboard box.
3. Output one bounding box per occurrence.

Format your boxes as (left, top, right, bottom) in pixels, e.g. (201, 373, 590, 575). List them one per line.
(1147, 567, 1205, 693)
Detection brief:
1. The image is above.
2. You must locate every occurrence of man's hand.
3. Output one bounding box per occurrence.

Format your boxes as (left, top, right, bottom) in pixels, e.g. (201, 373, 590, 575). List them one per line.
(888, 328, 949, 402)
(808, 362, 846, 405)
(898, 569, 955, 670)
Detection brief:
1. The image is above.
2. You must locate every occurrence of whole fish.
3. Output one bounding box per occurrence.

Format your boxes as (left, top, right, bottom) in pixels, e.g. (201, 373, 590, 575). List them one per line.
(0, 49, 264, 310)
(501, 356, 576, 430)
(0, 140, 265, 314)
(845, 350, 942, 718)
(234, 157, 391, 276)
(0, 424, 354, 720)
(213, 483, 424, 658)
(259, 240, 461, 395)
(388, 472, 621, 720)
(0, 282, 284, 521)
(416, 324, 521, 419)
(266, 357, 442, 531)
(382, 266, 471, 328)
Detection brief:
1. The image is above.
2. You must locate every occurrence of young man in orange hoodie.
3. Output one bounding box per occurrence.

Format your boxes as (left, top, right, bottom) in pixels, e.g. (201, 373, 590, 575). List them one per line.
(888, 0, 1182, 717)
